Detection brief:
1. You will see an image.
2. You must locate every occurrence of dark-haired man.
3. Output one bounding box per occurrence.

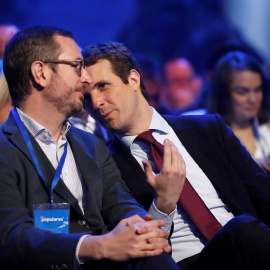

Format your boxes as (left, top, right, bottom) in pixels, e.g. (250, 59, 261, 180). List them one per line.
(82, 42, 270, 270)
(0, 27, 180, 270)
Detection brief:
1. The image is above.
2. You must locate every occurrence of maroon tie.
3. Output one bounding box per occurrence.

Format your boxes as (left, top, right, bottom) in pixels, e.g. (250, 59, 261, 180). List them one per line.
(136, 129, 222, 240)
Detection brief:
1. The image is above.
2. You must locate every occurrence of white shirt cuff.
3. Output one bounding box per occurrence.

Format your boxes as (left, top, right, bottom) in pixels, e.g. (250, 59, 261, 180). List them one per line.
(148, 199, 176, 233)
(76, 234, 90, 264)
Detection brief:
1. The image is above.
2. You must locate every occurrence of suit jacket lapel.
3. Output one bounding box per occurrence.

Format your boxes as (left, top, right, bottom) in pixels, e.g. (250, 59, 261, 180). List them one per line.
(30, 133, 84, 217)
(109, 136, 156, 209)
(3, 114, 84, 217)
(3, 114, 33, 164)
(68, 129, 106, 221)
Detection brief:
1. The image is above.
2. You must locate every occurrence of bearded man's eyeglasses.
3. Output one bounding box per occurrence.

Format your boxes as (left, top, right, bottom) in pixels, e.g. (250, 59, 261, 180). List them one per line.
(43, 59, 85, 76)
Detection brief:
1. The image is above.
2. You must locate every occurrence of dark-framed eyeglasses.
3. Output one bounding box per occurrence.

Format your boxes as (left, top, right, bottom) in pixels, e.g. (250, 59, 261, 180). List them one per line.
(43, 59, 85, 76)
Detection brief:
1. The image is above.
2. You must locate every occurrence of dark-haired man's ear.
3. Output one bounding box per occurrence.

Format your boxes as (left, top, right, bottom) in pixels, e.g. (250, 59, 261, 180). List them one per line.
(129, 69, 140, 92)
(30, 61, 49, 88)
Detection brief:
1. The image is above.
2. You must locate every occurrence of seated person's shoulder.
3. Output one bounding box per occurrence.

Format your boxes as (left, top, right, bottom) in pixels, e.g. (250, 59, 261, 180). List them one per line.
(70, 125, 106, 148)
(164, 113, 224, 129)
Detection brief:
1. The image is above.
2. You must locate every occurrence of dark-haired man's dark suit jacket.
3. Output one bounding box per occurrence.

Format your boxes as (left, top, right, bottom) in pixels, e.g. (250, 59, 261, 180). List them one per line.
(107, 113, 270, 227)
(0, 114, 147, 270)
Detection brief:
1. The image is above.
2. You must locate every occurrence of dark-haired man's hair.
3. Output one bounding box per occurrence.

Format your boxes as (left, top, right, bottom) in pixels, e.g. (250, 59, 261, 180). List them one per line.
(82, 42, 147, 99)
(3, 25, 73, 106)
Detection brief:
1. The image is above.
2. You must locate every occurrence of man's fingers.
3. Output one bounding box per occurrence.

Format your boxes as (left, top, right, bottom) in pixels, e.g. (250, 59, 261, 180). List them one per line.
(129, 220, 167, 235)
(176, 148, 186, 178)
(162, 140, 184, 173)
(136, 225, 168, 237)
(162, 139, 171, 169)
(143, 214, 153, 221)
(121, 215, 145, 225)
(142, 160, 155, 186)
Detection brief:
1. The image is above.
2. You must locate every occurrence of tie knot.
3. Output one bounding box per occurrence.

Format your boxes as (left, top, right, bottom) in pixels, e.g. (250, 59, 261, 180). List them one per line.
(136, 130, 155, 144)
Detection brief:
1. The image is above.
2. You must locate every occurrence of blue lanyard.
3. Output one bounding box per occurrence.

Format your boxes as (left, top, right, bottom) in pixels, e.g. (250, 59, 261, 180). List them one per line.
(12, 108, 68, 203)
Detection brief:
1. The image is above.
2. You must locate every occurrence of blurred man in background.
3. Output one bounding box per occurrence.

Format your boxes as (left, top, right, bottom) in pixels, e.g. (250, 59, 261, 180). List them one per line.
(160, 58, 202, 115)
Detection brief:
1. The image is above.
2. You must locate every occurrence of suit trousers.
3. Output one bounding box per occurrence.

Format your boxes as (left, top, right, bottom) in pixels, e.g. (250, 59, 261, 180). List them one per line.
(82, 252, 180, 270)
(179, 214, 270, 270)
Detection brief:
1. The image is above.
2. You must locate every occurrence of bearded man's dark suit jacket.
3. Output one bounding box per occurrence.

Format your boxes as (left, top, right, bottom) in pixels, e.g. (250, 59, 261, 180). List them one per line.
(0, 114, 147, 270)
(107, 113, 270, 234)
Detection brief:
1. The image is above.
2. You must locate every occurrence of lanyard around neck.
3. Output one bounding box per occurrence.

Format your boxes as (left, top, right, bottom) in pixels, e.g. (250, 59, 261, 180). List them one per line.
(12, 108, 68, 203)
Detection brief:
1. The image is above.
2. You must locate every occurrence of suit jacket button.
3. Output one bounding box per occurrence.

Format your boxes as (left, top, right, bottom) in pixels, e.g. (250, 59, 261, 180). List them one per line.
(78, 220, 86, 225)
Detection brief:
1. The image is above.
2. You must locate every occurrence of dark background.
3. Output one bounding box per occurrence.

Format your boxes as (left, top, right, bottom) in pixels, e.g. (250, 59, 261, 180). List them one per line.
(1, 0, 269, 75)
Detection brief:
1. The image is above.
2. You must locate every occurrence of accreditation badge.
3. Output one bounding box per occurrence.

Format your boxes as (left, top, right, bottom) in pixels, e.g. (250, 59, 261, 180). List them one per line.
(33, 203, 70, 233)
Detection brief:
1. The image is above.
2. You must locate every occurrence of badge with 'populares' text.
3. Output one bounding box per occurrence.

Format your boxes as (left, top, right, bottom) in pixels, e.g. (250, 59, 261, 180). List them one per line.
(33, 203, 70, 233)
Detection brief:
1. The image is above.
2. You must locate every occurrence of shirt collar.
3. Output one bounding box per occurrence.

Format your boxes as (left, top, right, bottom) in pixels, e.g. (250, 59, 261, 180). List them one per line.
(16, 108, 71, 142)
(116, 107, 170, 149)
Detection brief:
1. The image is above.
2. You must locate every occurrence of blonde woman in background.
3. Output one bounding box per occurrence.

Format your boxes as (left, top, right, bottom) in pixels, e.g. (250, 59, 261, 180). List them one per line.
(0, 73, 12, 125)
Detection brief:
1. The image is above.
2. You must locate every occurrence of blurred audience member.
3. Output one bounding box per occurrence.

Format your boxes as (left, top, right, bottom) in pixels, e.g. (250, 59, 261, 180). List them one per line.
(207, 51, 270, 172)
(181, 45, 264, 116)
(0, 24, 19, 72)
(160, 58, 202, 115)
(266, 71, 270, 115)
(69, 109, 110, 143)
(0, 73, 12, 125)
(136, 53, 162, 112)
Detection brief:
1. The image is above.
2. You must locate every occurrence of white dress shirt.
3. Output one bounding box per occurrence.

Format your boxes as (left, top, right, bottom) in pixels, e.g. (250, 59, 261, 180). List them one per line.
(117, 107, 234, 262)
(253, 118, 270, 163)
(17, 109, 85, 212)
(69, 115, 96, 135)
